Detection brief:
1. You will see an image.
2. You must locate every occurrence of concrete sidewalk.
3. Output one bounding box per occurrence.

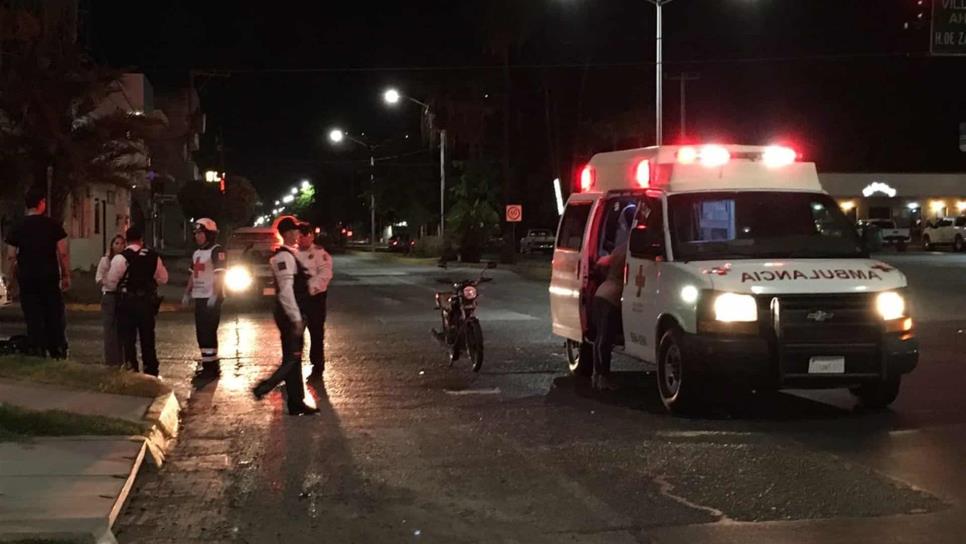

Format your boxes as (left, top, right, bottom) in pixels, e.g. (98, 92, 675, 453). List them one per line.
(0, 378, 180, 543)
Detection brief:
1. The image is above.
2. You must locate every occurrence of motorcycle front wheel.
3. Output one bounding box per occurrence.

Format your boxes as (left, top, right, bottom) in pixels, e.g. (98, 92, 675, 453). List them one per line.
(465, 319, 484, 372)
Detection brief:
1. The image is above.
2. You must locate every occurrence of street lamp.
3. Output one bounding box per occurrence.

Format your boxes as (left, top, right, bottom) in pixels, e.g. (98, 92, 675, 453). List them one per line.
(383, 87, 447, 240)
(383, 88, 401, 105)
(329, 127, 378, 253)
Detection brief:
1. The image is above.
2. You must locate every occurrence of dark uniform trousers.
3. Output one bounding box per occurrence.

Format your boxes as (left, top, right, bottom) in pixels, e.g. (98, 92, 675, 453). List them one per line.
(592, 297, 619, 377)
(304, 292, 327, 368)
(19, 282, 68, 357)
(194, 298, 223, 362)
(118, 294, 159, 376)
(255, 305, 307, 412)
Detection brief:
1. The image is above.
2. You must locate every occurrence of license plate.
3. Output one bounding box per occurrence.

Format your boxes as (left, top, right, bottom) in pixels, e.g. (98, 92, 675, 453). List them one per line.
(808, 356, 845, 374)
(262, 287, 276, 296)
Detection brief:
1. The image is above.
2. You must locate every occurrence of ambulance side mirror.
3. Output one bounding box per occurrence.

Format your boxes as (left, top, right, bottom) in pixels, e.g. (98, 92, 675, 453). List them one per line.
(629, 226, 665, 260)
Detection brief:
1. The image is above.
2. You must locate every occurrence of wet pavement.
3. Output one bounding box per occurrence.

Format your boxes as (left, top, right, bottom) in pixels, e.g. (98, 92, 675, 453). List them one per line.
(6, 251, 965, 543)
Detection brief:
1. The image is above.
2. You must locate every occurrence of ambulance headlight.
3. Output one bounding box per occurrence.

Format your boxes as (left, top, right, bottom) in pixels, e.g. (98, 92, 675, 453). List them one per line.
(225, 266, 253, 293)
(876, 291, 906, 321)
(713, 292, 758, 322)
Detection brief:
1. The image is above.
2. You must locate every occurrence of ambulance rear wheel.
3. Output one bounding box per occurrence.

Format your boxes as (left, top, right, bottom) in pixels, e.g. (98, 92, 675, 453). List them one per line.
(566, 339, 593, 377)
(657, 328, 703, 414)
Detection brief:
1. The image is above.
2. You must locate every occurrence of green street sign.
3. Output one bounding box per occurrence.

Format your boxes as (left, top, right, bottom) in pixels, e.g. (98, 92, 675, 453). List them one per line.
(931, 0, 966, 56)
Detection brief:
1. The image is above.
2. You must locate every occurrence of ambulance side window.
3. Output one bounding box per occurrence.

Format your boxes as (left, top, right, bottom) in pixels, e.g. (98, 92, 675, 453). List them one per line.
(557, 202, 592, 250)
(629, 197, 665, 259)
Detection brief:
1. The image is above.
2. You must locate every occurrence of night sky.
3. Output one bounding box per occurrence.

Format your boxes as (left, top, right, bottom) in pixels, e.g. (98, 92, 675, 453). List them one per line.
(91, 1, 966, 214)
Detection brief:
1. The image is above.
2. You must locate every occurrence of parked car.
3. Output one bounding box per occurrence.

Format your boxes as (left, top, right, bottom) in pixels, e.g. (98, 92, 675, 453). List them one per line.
(922, 216, 966, 252)
(857, 219, 909, 252)
(519, 228, 555, 254)
(388, 234, 414, 253)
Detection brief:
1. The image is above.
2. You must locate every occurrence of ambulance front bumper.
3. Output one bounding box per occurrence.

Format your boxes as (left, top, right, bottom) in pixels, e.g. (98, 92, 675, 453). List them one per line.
(681, 331, 919, 388)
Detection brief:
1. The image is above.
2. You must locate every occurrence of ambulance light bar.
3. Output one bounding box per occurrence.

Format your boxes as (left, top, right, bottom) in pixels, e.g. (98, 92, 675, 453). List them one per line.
(580, 164, 595, 192)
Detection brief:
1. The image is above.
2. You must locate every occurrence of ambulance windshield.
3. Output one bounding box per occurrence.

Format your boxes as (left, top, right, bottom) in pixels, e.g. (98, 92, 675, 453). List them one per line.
(668, 191, 863, 261)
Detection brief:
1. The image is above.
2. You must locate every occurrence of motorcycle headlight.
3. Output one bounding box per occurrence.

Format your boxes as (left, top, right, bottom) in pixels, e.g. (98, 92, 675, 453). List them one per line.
(225, 266, 253, 293)
(876, 291, 906, 321)
(462, 286, 478, 300)
(713, 292, 758, 322)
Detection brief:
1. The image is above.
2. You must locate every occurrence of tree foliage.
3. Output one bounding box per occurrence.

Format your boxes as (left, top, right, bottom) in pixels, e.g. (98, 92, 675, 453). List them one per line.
(177, 176, 259, 230)
(446, 160, 501, 262)
(0, 6, 160, 220)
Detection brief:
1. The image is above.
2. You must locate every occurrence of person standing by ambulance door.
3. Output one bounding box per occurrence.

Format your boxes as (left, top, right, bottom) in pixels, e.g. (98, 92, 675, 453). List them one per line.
(296, 223, 333, 379)
(590, 204, 635, 391)
(182, 218, 227, 377)
(252, 217, 318, 416)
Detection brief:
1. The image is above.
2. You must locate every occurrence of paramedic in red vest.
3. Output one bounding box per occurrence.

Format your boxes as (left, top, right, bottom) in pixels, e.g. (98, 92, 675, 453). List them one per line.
(296, 223, 333, 378)
(104, 225, 168, 376)
(252, 217, 318, 416)
(182, 218, 227, 377)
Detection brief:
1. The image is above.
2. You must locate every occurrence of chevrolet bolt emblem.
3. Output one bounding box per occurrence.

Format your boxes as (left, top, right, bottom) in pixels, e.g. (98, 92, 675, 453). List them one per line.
(806, 310, 835, 322)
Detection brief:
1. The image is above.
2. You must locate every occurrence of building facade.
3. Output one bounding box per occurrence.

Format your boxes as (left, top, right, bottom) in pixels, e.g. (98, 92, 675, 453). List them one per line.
(819, 173, 966, 227)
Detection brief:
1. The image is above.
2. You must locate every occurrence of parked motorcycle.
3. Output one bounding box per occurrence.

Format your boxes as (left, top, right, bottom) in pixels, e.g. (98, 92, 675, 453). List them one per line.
(432, 261, 496, 372)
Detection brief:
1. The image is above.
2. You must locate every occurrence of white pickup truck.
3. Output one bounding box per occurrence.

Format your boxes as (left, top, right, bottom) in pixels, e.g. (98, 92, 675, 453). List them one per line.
(520, 229, 555, 254)
(858, 219, 910, 252)
(922, 216, 966, 252)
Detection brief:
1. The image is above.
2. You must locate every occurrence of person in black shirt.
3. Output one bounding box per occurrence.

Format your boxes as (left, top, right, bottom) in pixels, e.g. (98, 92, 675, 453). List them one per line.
(4, 187, 71, 358)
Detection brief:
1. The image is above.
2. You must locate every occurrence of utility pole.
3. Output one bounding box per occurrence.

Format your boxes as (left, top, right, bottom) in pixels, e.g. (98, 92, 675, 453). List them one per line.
(647, 0, 674, 145)
(439, 129, 446, 239)
(369, 153, 376, 253)
(666, 72, 700, 140)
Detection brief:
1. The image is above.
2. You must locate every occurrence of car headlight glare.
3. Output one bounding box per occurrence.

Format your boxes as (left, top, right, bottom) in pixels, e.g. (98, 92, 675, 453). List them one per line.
(713, 292, 758, 322)
(876, 291, 905, 321)
(462, 286, 478, 300)
(225, 266, 253, 293)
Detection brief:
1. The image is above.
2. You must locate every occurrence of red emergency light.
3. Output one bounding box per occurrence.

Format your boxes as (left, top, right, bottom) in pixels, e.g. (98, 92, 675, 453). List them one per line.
(579, 164, 595, 192)
(635, 159, 651, 188)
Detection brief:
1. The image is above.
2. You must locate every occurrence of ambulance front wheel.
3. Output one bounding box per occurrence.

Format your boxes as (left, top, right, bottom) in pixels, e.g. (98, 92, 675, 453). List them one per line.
(657, 327, 703, 414)
(850, 377, 901, 410)
(565, 339, 593, 377)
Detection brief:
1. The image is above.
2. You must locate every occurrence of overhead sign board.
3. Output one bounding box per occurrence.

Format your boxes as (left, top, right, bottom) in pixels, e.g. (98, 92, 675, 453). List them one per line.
(931, 0, 966, 56)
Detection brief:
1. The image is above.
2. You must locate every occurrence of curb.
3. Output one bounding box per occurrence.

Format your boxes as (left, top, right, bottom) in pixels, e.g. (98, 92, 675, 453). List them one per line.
(0, 386, 180, 544)
(141, 391, 180, 466)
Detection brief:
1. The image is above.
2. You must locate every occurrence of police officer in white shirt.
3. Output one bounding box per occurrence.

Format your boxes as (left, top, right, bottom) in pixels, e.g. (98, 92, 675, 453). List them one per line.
(182, 218, 227, 377)
(296, 223, 333, 378)
(252, 217, 318, 416)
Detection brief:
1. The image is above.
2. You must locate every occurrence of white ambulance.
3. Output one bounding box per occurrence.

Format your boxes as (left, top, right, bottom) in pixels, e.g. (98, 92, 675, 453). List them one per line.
(550, 144, 918, 413)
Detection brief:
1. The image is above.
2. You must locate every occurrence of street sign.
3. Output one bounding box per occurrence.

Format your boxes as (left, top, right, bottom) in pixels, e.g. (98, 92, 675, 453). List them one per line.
(931, 0, 966, 56)
(505, 205, 523, 223)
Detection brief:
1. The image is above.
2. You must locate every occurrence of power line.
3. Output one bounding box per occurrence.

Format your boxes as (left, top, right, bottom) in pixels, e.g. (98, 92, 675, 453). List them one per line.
(145, 50, 930, 76)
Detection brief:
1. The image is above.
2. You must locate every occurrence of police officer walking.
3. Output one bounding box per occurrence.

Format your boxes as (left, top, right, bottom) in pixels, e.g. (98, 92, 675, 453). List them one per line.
(252, 217, 318, 415)
(182, 218, 227, 377)
(296, 223, 333, 379)
(3, 187, 71, 358)
(104, 225, 168, 376)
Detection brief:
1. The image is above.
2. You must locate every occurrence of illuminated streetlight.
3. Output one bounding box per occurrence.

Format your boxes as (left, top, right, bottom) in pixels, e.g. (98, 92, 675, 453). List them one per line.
(329, 129, 345, 143)
(301, 179, 312, 191)
(282, 194, 294, 204)
(383, 88, 401, 105)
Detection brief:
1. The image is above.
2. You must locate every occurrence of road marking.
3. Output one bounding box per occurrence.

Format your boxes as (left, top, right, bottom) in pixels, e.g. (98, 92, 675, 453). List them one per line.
(653, 474, 730, 522)
(656, 430, 753, 439)
(444, 387, 501, 396)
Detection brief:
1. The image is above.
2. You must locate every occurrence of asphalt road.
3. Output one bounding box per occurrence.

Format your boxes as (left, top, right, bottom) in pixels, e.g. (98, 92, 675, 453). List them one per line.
(6, 251, 965, 543)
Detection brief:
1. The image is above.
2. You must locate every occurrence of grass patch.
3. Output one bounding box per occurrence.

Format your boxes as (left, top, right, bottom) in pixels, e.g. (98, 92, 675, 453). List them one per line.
(0, 355, 171, 398)
(0, 403, 148, 439)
